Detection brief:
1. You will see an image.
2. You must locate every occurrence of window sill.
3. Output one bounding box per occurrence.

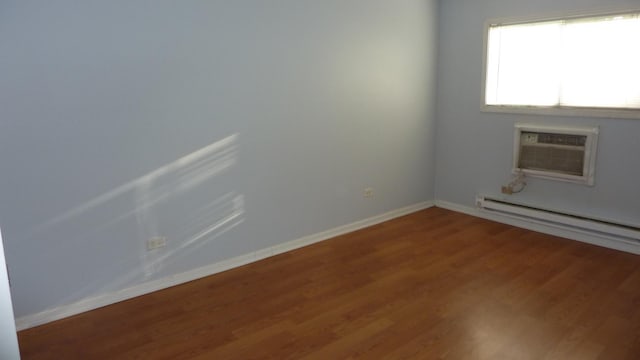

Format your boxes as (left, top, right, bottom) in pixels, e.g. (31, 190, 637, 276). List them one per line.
(482, 104, 640, 120)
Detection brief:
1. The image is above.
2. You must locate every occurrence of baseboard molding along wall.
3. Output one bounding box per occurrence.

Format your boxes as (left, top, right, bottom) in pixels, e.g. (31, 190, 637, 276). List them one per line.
(435, 200, 640, 256)
(16, 201, 434, 331)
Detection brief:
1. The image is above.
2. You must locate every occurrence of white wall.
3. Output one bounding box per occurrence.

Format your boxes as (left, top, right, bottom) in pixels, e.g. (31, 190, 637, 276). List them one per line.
(0, 0, 438, 319)
(435, 0, 640, 225)
(0, 230, 20, 359)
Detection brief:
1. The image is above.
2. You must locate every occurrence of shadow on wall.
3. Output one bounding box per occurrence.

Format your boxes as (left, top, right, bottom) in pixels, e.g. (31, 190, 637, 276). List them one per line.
(20, 133, 244, 307)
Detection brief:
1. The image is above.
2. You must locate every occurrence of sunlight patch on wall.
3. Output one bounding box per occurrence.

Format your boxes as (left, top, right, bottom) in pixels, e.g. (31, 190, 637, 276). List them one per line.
(19, 133, 244, 307)
(31, 133, 239, 233)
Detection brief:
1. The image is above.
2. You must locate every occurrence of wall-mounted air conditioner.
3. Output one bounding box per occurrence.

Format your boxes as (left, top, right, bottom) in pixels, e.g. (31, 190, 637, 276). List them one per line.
(513, 124, 599, 185)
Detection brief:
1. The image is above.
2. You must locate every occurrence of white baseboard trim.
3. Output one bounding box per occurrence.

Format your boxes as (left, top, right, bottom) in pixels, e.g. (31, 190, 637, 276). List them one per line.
(435, 200, 640, 256)
(15, 201, 434, 331)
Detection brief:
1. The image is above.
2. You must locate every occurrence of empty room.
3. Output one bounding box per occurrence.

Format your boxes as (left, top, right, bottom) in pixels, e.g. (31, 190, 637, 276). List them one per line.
(1, 0, 639, 359)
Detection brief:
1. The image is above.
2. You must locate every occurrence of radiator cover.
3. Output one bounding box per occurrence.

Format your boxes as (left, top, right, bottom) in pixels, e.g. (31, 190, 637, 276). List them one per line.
(476, 196, 640, 242)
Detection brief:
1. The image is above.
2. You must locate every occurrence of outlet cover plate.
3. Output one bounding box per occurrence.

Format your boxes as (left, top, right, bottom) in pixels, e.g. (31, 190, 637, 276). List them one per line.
(147, 236, 167, 250)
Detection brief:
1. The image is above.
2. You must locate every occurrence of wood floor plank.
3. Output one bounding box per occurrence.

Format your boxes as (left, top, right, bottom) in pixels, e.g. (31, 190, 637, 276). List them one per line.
(17, 208, 640, 359)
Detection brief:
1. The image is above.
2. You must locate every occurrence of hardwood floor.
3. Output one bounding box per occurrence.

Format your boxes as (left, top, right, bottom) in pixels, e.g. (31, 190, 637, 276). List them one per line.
(17, 208, 640, 359)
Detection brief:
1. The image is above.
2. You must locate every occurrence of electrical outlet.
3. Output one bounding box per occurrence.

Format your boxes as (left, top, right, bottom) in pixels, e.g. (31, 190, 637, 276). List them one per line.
(364, 187, 374, 198)
(147, 236, 167, 250)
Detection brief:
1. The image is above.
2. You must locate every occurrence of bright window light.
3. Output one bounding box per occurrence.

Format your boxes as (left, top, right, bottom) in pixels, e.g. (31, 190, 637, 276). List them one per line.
(485, 12, 640, 111)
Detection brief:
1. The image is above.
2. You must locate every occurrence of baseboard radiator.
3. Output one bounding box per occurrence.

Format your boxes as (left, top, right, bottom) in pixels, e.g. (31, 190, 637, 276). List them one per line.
(476, 196, 640, 242)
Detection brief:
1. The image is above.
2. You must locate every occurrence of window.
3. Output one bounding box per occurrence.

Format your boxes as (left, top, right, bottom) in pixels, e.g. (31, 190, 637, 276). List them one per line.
(484, 11, 640, 118)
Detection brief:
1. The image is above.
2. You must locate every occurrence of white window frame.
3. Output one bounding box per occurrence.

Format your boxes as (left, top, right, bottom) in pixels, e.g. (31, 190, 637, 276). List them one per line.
(481, 8, 640, 120)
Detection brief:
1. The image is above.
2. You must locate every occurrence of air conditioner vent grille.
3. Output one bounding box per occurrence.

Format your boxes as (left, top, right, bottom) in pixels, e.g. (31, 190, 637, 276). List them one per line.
(524, 132, 587, 146)
(518, 145, 584, 176)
